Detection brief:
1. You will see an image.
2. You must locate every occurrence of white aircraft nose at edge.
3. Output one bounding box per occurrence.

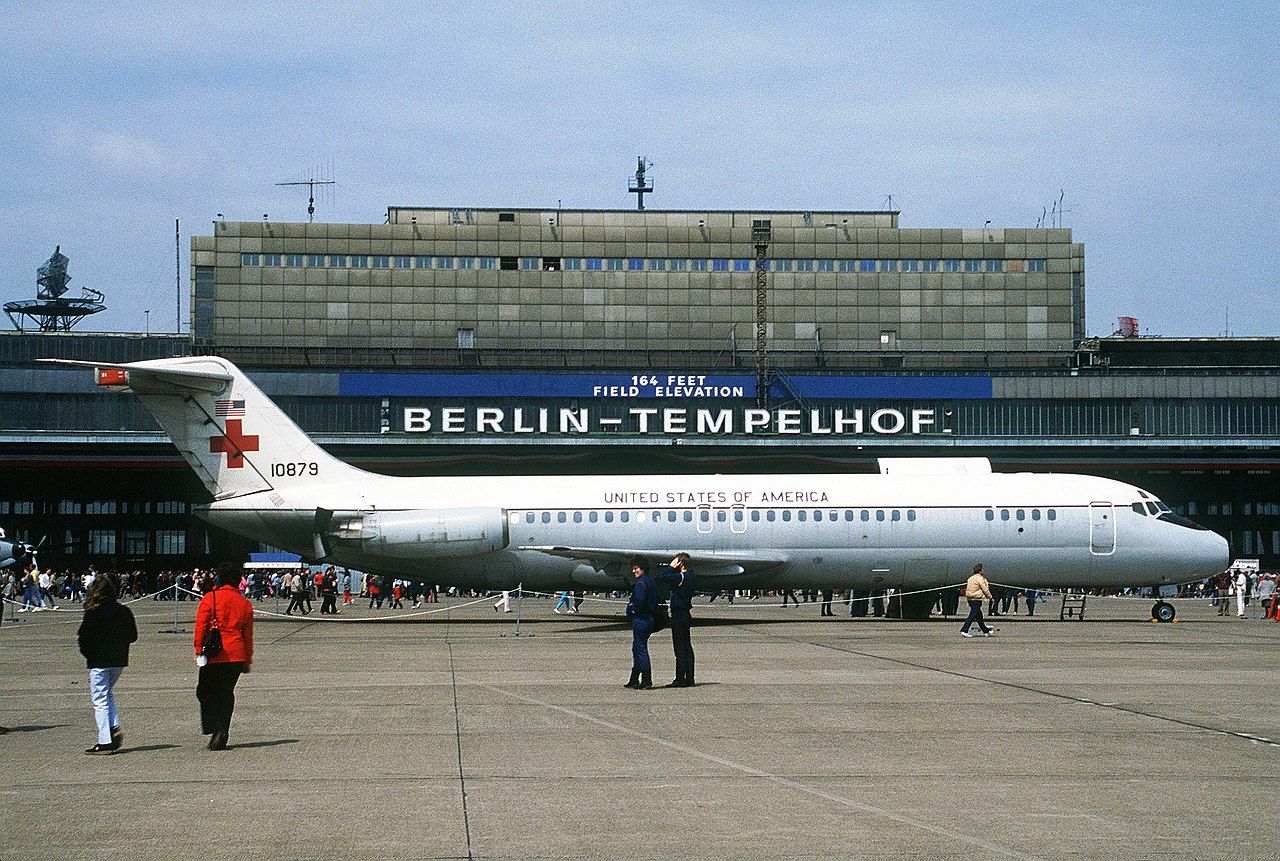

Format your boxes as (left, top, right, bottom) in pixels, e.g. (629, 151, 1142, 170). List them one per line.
(42, 356, 1229, 620)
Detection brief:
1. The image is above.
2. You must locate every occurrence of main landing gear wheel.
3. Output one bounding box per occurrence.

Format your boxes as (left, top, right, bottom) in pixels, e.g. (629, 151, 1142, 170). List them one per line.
(1151, 601, 1176, 623)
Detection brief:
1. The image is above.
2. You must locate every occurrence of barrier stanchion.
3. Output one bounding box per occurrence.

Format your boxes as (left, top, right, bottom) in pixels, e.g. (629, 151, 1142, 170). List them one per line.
(502, 582, 533, 637)
(159, 582, 186, 634)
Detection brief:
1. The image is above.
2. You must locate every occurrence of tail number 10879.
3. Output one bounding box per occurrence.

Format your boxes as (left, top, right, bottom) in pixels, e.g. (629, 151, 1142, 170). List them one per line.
(271, 462, 319, 477)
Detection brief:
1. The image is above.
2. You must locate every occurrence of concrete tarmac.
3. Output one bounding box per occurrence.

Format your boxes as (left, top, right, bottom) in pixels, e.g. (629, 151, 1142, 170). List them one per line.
(1, 593, 1277, 860)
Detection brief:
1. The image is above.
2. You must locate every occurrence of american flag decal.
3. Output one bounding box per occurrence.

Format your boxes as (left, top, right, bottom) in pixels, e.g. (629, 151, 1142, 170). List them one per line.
(215, 399, 246, 417)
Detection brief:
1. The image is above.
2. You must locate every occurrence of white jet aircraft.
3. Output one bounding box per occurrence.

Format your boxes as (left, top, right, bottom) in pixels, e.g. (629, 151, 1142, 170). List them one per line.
(47, 356, 1228, 621)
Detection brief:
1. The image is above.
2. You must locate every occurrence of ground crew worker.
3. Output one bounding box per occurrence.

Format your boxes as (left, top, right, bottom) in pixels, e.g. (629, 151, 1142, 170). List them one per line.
(960, 564, 996, 638)
(655, 553, 696, 687)
(625, 557, 657, 689)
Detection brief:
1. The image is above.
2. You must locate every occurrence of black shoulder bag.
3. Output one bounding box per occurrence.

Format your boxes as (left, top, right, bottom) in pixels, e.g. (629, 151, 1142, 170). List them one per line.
(200, 588, 224, 658)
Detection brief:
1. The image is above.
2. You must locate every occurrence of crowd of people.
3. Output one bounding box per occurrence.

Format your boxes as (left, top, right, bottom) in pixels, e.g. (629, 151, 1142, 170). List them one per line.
(3, 554, 1278, 747)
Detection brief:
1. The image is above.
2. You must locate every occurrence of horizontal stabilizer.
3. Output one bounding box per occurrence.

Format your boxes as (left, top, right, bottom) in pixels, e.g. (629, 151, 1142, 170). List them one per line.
(38, 358, 232, 393)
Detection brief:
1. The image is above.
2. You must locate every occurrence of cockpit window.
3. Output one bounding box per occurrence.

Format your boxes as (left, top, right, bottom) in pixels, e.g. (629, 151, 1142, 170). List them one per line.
(1154, 502, 1171, 514)
(1146, 502, 1160, 516)
(1158, 510, 1209, 531)
(1130, 503, 1147, 516)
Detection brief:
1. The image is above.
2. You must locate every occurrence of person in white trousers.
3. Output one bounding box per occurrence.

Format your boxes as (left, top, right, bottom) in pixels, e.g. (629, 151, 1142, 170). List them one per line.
(493, 591, 511, 613)
(1235, 570, 1250, 617)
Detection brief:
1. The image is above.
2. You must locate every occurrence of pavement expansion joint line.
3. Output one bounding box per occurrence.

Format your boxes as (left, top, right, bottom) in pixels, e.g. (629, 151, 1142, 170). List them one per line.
(447, 642, 476, 861)
(468, 679, 1041, 861)
(773, 632, 1280, 750)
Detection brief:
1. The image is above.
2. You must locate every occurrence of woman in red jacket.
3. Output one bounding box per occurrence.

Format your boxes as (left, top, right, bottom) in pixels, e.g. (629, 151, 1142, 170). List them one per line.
(194, 564, 253, 750)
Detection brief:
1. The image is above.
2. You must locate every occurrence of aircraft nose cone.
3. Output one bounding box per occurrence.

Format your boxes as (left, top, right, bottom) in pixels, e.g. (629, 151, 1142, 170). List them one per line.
(1194, 530, 1230, 578)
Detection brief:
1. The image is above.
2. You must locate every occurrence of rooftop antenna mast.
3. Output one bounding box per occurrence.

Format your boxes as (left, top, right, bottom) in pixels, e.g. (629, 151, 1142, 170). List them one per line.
(276, 170, 335, 223)
(628, 156, 653, 210)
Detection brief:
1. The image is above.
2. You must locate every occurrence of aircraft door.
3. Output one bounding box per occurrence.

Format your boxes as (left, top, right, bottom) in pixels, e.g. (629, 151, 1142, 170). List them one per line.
(696, 503, 713, 534)
(730, 504, 746, 534)
(1089, 502, 1115, 555)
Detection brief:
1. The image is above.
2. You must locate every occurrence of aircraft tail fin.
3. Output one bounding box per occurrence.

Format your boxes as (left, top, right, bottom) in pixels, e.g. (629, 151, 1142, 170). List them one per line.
(41, 356, 364, 500)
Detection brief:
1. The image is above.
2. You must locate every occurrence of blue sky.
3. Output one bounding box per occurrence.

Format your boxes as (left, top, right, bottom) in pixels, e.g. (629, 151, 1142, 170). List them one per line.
(2, 1, 1276, 337)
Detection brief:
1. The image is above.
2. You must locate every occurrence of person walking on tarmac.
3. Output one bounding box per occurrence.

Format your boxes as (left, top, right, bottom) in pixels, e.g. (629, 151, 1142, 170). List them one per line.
(960, 564, 997, 638)
(625, 557, 658, 689)
(655, 553, 696, 687)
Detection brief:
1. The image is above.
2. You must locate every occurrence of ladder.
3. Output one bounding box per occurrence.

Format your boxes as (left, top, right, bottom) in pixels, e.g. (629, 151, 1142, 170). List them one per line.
(1060, 592, 1088, 620)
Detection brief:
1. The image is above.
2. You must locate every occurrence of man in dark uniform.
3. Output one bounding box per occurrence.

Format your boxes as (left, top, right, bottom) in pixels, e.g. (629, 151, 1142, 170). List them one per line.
(655, 552, 696, 687)
(820, 588, 834, 616)
(625, 557, 657, 689)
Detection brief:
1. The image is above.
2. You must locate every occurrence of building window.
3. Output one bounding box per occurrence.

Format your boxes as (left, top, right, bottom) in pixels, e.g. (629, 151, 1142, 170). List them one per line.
(963, 259, 982, 272)
(985, 260, 1004, 273)
(479, 256, 498, 269)
(240, 253, 260, 266)
(284, 254, 302, 267)
(371, 255, 390, 269)
(627, 258, 645, 271)
(328, 255, 347, 267)
(263, 254, 281, 267)
(776, 259, 793, 272)
(89, 529, 116, 555)
(817, 259, 835, 272)
(923, 260, 940, 272)
(838, 259, 855, 272)
(306, 254, 324, 267)
(457, 328, 475, 349)
(457, 257, 475, 269)
(562, 258, 581, 270)
(86, 500, 118, 515)
(691, 259, 708, 272)
(59, 500, 82, 515)
(498, 212, 516, 222)
(796, 260, 814, 272)
(669, 259, 685, 271)
(943, 260, 960, 272)
(435, 256, 453, 269)
(879, 260, 898, 272)
(733, 259, 752, 272)
(155, 530, 186, 555)
(350, 255, 368, 268)
(156, 500, 186, 514)
(711, 259, 729, 272)
(521, 257, 541, 270)
(607, 258, 624, 271)
(902, 260, 920, 272)
(394, 255, 412, 268)
(123, 530, 150, 556)
(858, 260, 876, 272)
(1028, 259, 1047, 272)
(585, 258, 603, 270)
(649, 259, 666, 271)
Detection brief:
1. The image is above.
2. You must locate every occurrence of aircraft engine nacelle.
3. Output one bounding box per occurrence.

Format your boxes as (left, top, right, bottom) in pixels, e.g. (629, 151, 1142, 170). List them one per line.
(358, 507, 508, 560)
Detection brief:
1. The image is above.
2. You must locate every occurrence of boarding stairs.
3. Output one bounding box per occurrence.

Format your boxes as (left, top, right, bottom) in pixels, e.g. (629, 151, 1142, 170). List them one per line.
(1059, 592, 1088, 621)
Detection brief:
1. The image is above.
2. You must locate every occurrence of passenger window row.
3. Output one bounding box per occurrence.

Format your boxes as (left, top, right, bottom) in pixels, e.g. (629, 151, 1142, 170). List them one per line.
(985, 508, 1057, 522)
(521, 508, 920, 525)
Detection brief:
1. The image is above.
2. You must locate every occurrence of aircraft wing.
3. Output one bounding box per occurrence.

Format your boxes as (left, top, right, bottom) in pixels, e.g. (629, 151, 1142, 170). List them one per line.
(519, 545, 788, 577)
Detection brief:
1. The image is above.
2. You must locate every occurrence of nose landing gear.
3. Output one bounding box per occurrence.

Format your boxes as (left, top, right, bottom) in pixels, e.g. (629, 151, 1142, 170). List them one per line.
(1151, 601, 1176, 623)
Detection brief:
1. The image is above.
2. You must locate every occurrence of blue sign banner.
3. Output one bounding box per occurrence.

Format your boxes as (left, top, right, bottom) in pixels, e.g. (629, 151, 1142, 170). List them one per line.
(339, 371, 992, 400)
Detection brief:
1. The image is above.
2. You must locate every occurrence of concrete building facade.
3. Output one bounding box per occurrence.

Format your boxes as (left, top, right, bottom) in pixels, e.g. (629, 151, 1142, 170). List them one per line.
(192, 207, 1084, 369)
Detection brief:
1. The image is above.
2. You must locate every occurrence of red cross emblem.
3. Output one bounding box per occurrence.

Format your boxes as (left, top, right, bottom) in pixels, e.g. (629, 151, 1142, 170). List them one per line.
(209, 419, 260, 469)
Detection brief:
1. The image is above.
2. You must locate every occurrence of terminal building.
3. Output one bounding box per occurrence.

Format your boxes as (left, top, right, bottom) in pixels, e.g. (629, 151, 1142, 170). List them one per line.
(1, 205, 1277, 575)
